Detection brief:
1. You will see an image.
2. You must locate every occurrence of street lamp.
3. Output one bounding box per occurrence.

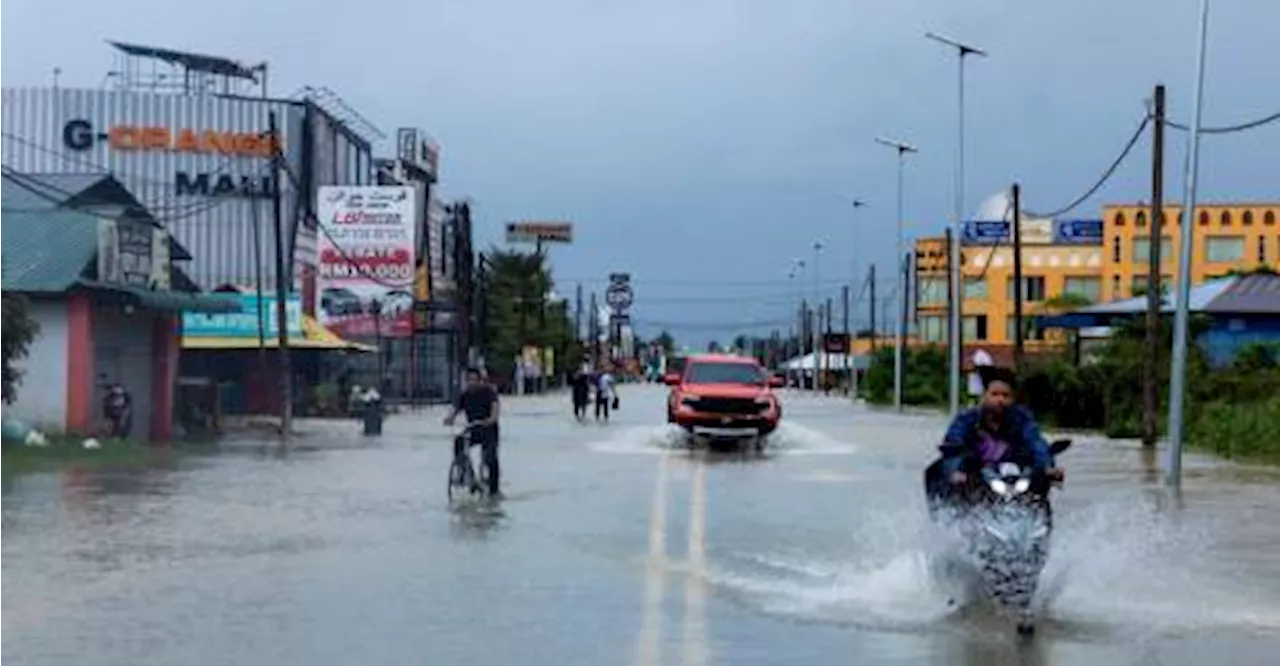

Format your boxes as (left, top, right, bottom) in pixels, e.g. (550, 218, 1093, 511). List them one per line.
(1167, 0, 1211, 491)
(875, 136, 918, 412)
(926, 30, 987, 418)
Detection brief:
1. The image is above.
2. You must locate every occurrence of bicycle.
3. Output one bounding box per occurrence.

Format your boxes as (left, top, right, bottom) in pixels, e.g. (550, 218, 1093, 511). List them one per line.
(448, 424, 493, 503)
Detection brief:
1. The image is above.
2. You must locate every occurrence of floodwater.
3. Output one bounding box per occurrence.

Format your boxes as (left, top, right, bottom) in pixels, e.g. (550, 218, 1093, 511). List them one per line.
(4, 386, 1279, 665)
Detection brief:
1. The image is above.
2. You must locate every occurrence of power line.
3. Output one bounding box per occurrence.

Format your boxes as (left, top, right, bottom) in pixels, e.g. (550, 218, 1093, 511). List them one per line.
(1023, 115, 1151, 219)
(1166, 109, 1280, 134)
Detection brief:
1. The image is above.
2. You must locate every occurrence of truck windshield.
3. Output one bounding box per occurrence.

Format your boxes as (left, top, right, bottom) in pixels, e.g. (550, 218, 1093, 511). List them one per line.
(685, 362, 765, 385)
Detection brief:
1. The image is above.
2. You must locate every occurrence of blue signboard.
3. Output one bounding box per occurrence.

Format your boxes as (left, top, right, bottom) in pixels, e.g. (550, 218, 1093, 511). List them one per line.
(961, 220, 1011, 245)
(1053, 219, 1105, 245)
(183, 294, 303, 338)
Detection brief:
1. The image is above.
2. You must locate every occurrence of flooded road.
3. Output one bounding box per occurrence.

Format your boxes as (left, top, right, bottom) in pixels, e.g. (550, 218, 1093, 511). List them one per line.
(4, 386, 1279, 665)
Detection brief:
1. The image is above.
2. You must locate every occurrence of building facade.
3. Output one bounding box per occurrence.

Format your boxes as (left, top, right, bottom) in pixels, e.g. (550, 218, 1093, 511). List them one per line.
(1100, 203, 1280, 301)
(1, 86, 374, 307)
(914, 197, 1280, 350)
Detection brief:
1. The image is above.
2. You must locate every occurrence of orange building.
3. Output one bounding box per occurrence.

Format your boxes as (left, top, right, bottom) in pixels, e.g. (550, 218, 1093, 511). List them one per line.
(1100, 203, 1280, 301)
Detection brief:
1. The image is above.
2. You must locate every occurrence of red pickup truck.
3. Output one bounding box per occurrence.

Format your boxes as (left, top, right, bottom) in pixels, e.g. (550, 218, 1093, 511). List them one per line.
(665, 354, 784, 450)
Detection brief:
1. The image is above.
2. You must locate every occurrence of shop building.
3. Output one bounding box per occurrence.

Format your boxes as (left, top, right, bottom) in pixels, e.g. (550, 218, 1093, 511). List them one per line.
(1, 171, 237, 440)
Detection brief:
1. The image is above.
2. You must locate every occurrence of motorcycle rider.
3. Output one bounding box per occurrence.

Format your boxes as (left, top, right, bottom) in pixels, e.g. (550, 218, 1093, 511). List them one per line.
(938, 366, 1064, 492)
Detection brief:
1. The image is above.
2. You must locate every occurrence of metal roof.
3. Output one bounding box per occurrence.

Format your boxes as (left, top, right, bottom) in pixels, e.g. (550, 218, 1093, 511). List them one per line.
(0, 209, 100, 293)
(1035, 273, 1280, 329)
(108, 41, 260, 81)
(2, 171, 193, 261)
(1207, 272, 1280, 314)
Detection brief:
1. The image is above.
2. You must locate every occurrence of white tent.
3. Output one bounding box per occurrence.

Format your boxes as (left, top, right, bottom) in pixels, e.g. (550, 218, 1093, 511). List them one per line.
(780, 352, 869, 372)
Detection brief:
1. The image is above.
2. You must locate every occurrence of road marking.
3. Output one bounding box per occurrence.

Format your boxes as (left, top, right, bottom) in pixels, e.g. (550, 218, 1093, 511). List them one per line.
(682, 460, 709, 666)
(634, 452, 670, 666)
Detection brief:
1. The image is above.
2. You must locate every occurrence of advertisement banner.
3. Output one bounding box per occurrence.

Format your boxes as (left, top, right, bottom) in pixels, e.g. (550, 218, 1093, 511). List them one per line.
(183, 294, 302, 338)
(506, 221, 573, 244)
(317, 186, 418, 338)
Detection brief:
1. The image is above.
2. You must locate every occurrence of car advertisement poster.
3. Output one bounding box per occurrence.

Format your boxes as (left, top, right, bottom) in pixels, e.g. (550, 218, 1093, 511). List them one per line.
(316, 186, 417, 338)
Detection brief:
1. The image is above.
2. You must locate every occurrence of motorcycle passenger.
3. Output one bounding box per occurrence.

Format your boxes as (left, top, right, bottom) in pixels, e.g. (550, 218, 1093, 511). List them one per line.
(939, 367, 1063, 493)
(444, 368, 502, 498)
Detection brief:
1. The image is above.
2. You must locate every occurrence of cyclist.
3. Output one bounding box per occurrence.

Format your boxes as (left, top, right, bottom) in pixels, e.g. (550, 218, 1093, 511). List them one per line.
(444, 368, 502, 497)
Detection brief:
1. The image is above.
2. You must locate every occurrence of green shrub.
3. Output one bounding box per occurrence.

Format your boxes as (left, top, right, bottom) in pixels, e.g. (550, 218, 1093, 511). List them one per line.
(1187, 397, 1280, 463)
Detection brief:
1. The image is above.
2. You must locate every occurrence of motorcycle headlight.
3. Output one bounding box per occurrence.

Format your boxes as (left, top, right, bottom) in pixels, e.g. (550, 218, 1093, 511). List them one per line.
(1013, 478, 1031, 494)
(989, 479, 1009, 496)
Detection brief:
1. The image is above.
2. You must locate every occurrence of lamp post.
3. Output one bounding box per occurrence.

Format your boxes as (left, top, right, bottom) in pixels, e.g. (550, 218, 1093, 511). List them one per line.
(875, 136, 918, 412)
(926, 30, 987, 418)
(1167, 0, 1211, 491)
(813, 240, 825, 390)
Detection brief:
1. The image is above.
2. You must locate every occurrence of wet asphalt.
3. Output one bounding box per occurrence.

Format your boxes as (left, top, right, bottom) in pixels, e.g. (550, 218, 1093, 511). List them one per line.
(3, 385, 1279, 665)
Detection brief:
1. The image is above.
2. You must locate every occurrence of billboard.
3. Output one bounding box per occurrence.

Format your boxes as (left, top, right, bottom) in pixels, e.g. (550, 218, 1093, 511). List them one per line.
(316, 186, 418, 338)
(183, 294, 302, 338)
(506, 221, 573, 244)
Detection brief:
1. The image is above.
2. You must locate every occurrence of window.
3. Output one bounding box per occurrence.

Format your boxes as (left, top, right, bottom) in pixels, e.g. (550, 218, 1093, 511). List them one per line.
(1200, 211, 1210, 226)
(1136, 211, 1147, 227)
(1243, 210, 1255, 226)
(1111, 274, 1122, 299)
(917, 277, 946, 305)
(1133, 236, 1174, 263)
(1006, 276, 1047, 302)
(919, 315, 945, 343)
(1114, 212, 1126, 227)
(1220, 210, 1232, 226)
(686, 361, 765, 386)
(1112, 235, 1122, 262)
(964, 277, 987, 300)
(963, 315, 988, 341)
(1265, 210, 1276, 226)
(1063, 276, 1102, 303)
(1259, 236, 1268, 264)
(1006, 317, 1046, 343)
(1204, 236, 1246, 263)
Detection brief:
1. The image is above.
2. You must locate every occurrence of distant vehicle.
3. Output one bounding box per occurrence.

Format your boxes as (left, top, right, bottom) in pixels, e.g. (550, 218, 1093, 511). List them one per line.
(665, 353, 784, 451)
(321, 287, 362, 317)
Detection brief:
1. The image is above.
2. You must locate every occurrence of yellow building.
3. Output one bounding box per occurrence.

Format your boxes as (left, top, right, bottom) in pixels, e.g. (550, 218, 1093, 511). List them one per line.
(913, 199, 1280, 350)
(1101, 203, 1280, 301)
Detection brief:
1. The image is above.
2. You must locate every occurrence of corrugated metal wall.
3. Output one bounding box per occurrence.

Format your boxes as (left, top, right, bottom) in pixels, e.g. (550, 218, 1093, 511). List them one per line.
(1, 87, 372, 291)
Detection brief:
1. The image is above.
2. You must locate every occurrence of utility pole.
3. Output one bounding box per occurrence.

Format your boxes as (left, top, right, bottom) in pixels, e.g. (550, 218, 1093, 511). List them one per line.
(944, 226, 954, 355)
(589, 291, 599, 368)
(1143, 84, 1166, 449)
(1012, 184, 1025, 373)
(575, 282, 583, 349)
(842, 284, 851, 395)
(268, 111, 292, 442)
(898, 252, 911, 412)
(868, 264, 877, 352)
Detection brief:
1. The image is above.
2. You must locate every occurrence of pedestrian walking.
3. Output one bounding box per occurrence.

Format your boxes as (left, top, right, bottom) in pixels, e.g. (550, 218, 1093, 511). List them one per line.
(571, 362, 592, 422)
(595, 366, 616, 422)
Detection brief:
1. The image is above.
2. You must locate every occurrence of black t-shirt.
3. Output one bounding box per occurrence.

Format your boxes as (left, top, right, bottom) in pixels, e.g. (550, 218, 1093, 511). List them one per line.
(456, 385, 499, 431)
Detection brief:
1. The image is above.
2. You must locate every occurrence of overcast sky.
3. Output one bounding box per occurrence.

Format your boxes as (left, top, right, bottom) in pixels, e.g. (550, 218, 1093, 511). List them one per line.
(4, 0, 1278, 345)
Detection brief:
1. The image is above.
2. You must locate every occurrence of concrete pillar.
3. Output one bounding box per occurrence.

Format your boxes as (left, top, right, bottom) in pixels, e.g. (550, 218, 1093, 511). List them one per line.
(65, 292, 94, 434)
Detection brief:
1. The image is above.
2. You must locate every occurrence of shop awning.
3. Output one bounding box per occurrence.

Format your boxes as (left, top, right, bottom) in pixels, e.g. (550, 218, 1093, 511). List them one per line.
(183, 315, 376, 352)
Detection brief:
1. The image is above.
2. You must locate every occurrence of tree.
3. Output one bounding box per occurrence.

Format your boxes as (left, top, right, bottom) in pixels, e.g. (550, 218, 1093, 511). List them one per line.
(654, 330, 676, 353)
(478, 249, 575, 385)
(2, 293, 40, 404)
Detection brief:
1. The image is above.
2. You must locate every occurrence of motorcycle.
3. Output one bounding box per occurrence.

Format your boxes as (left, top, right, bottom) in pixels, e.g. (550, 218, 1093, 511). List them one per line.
(923, 438, 1072, 635)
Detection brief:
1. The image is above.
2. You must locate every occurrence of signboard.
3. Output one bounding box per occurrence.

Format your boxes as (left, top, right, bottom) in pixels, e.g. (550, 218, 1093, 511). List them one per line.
(606, 272, 634, 313)
(506, 221, 573, 244)
(395, 127, 440, 181)
(823, 333, 850, 353)
(63, 118, 276, 199)
(961, 218, 1056, 246)
(316, 186, 418, 338)
(182, 294, 302, 338)
(1053, 219, 1105, 245)
(97, 218, 155, 288)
